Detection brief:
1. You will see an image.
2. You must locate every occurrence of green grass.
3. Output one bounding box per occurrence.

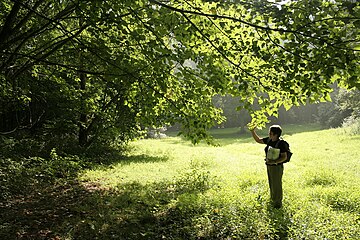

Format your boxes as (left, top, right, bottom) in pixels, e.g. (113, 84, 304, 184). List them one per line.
(1, 124, 360, 239)
(77, 124, 360, 239)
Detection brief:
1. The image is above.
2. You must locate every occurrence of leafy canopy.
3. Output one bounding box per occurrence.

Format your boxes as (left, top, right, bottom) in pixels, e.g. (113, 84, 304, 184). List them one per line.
(0, 0, 358, 145)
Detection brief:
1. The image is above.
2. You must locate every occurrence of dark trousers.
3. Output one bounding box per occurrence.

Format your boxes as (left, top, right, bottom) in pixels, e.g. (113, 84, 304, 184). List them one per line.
(266, 164, 283, 208)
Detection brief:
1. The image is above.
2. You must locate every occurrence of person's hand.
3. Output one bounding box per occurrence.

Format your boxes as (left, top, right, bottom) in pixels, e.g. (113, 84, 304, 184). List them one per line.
(266, 158, 276, 165)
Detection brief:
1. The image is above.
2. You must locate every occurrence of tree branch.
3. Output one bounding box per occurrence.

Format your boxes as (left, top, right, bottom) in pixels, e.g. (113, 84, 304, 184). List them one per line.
(150, 0, 316, 37)
(11, 0, 47, 35)
(180, 12, 269, 90)
(150, 0, 358, 51)
(12, 24, 89, 79)
(0, 1, 21, 44)
(1, 50, 131, 77)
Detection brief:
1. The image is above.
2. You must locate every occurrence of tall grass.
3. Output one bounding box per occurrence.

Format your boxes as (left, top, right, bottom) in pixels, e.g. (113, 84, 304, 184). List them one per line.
(75, 124, 360, 239)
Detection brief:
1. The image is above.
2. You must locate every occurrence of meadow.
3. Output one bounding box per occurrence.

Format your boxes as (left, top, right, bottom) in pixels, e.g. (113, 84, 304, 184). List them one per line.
(1, 124, 360, 239)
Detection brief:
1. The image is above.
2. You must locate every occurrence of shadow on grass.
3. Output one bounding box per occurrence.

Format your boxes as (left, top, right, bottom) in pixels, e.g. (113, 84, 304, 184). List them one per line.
(266, 205, 292, 240)
(0, 166, 297, 240)
(0, 166, 213, 240)
(0, 147, 175, 240)
(0, 173, 303, 240)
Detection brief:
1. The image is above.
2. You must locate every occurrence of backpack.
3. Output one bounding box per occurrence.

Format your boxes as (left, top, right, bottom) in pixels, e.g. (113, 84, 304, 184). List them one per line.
(267, 138, 293, 163)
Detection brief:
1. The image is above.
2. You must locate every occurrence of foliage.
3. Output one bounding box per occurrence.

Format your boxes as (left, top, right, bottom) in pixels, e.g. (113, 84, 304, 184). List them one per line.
(337, 88, 360, 119)
(342, 116, 360, 135)
(0, 150, 81, 201)
(213, 94, 251, 129)
(0, 0, 359, 146)
(316, 87, 360, 128)
(0, 134, 128, 201)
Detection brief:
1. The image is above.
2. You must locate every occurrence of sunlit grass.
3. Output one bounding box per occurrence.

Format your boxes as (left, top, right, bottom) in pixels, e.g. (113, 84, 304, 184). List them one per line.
(78, 124, 360, 239)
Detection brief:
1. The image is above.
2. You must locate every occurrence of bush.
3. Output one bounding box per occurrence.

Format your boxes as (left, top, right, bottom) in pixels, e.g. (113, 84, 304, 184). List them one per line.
(0, 147, 87, 201)
(342, 116, 360, 135)
(316, 102, 351, 128)
(316, 88, 360, 128)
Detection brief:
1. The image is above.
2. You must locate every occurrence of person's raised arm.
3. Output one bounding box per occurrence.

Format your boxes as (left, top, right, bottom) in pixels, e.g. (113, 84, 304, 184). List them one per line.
(250, 128, 264, 144)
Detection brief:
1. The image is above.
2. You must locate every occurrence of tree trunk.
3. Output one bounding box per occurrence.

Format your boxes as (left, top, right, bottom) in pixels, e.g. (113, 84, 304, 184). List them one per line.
(78, 69, 88, 147)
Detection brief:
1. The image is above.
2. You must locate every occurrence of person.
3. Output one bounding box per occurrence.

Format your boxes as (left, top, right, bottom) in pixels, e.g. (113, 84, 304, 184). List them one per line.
(249, 125, 288, 209)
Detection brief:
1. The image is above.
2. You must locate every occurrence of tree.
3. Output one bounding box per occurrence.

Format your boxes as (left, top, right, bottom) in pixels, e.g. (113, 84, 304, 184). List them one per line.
(337, 88, 360, 118)
(150, 0, 359, 127)
(0, 0, 359, 148)
(213, 94, 251, 131)
(317, 87, 360, 127)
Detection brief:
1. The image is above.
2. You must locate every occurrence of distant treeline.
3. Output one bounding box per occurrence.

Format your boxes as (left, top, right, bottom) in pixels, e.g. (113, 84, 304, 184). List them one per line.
(214, 86, 360, 129)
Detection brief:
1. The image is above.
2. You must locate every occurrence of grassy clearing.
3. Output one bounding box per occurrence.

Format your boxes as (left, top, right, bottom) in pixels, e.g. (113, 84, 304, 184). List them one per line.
(1, 124, 360, 239)
(77, 124, 360, 239)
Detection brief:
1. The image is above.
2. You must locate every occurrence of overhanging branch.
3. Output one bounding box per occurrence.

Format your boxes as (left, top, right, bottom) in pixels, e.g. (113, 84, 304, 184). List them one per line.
(150, 0, 359, 51)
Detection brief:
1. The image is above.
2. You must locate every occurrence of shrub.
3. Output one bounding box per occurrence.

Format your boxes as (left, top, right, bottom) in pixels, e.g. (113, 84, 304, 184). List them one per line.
(342, 116, 360, 135)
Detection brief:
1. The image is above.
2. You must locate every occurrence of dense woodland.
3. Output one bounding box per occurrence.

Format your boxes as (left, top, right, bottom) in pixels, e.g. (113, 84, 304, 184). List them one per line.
(1, 0, 359, 150)
(0, 0, 358, 158)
